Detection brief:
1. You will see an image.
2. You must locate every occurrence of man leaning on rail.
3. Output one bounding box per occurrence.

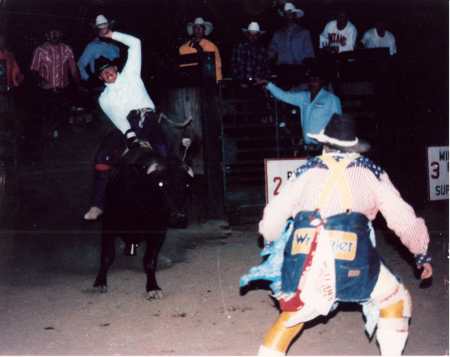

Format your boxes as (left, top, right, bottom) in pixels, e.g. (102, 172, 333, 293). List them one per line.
(256, 64, 342, 157)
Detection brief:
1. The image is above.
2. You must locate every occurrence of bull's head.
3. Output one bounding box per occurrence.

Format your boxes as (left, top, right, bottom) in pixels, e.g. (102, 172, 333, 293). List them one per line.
(145, 155, 194, 229)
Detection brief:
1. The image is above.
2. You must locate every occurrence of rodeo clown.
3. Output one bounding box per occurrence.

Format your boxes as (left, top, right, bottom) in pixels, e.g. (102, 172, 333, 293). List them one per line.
(240, 114, 432, 356)
(84, 29, 167, 221)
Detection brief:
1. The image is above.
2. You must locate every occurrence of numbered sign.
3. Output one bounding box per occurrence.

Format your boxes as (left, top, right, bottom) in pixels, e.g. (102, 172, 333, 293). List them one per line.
(427, 146, 449, 201)
(264, 158, 307, 203)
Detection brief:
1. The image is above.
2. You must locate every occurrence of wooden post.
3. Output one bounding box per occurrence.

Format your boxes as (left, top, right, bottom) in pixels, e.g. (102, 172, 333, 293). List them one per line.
(200, 53, 225, 219)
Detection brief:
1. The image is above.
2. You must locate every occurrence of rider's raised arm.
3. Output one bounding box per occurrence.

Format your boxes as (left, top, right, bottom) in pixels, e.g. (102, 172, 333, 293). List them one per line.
(111, 31, 142, 78)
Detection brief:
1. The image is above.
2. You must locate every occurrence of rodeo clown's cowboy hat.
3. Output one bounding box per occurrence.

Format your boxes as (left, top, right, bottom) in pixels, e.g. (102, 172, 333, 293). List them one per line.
(242, 22, 266, 34)
(308, 114, 371, 153)
(92, 14, 115, 29)
(187, 17, 214, 36)
(282, 2, 304, 17)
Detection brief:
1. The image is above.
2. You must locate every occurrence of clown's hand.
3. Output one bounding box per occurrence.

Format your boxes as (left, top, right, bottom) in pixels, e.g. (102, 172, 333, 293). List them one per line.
(415, 253, 432, 280)
(419, 262, 433, 280)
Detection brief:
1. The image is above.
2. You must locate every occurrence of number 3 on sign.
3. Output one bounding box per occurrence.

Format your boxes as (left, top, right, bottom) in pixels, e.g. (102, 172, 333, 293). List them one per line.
(431, 161, 440, 179)
(273, 176, 282, 195)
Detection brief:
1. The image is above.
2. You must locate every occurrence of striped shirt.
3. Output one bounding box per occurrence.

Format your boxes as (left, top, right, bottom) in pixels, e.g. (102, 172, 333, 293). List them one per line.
(30, 42, 79, 90)
(259, 153, 429, 256)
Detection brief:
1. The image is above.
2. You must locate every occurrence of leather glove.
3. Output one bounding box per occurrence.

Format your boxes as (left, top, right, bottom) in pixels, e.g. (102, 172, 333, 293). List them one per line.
(125, 129, 139, 149)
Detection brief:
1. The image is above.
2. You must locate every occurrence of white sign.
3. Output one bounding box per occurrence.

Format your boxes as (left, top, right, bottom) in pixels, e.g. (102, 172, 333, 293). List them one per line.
(427, 146, 449, 201)
(265, 158, 307, 203)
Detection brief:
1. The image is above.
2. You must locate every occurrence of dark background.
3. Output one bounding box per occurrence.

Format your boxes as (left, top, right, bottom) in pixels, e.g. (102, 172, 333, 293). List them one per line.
(0, 0, 448, 207)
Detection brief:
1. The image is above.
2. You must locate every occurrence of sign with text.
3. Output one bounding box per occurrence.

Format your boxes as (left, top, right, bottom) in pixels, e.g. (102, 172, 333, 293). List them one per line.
(427, 146, 449, 201)
(265, 158, 307, 203)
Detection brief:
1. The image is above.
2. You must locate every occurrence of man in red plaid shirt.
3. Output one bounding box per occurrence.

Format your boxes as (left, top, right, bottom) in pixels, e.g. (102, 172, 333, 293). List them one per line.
(30, 28, 80, 139)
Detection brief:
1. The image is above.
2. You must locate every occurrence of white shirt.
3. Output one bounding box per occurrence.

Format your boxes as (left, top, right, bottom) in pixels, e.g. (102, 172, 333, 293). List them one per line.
(99, 32, 155, 135)
(319, 20, 358, 53)
(361, 28, 397, 56)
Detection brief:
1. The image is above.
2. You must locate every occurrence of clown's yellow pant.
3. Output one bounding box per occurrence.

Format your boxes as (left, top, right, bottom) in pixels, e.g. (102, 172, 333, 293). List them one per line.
(258, 266, 411, 356)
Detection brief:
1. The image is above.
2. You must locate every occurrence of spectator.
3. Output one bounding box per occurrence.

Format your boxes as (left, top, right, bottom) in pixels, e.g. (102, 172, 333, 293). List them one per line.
(78, 15, 120, 82)
(320, 10, 358, 53)
(179, 17, 222, 81)
(269, 2, 315, 65)
(257, 64, 342, 156)
(231, 22, 270, 85)
(30, 28, 80, 138)
(361, 21, 397, 56)
(0, 33, 24, 113)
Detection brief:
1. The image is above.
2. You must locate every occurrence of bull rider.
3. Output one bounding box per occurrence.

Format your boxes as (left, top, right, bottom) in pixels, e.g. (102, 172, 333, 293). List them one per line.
(83, 29, 167, 221)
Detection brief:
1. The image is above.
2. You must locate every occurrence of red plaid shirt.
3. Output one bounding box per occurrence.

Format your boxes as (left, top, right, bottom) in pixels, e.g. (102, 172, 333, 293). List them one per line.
(30, 42, 79, 90)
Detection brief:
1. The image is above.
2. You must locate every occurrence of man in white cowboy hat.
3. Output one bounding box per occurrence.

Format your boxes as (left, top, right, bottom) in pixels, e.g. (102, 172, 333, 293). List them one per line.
(179, 17, 222, 81)
(320, 10, 358, 53)
(78, 14, 120, 82)
(269, 2, 314, 65)
(242, 113, 432, 356)
(257, 62, 341, 156)
(231, 22, 270, 85)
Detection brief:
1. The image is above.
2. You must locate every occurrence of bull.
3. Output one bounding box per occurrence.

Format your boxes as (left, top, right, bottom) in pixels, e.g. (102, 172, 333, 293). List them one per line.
(93, 115, 194, 299)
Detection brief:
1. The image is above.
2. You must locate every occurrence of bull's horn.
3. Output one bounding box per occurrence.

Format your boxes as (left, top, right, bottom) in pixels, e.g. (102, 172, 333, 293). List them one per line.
(159, 113, 193, 128)
(186, 166, 194, 178)
(146, 162, 160, 175)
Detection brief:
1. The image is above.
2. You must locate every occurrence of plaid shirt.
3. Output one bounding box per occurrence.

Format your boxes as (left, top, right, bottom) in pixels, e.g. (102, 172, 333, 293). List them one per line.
(231, 40, 270, 81)
(30, 42, 79, 90)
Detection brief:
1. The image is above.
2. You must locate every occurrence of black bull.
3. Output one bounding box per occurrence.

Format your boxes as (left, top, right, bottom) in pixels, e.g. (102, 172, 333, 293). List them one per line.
(93, 115, 195, 298)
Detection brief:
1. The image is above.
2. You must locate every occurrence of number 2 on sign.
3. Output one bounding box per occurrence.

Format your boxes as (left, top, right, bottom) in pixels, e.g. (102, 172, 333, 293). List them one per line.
(273, 176, 282, 195)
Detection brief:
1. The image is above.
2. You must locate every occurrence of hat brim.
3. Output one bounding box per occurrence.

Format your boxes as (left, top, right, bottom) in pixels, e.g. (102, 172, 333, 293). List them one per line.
(242, 28, 266, 34)
(187, 21, 213, 36)
(95, 61, 117, 76)
(282, 9, 304, 17)
(92, 20, 115, 29)
(307, 132, 370, 153)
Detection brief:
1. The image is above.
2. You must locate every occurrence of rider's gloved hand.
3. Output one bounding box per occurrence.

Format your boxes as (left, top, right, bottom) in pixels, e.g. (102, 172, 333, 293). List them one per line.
(125, 129, 139, 149)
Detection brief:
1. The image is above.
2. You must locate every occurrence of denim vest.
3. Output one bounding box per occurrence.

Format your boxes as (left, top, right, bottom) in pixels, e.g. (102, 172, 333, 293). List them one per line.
(281, 210, 380, 302)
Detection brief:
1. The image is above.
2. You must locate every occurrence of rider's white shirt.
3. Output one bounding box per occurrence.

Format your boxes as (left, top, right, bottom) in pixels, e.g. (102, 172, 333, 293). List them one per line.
(99, 32, 155, 135)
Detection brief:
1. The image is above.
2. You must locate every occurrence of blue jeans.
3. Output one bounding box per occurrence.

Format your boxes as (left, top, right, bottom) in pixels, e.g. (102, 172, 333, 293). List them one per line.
(281, 211, 380, 302)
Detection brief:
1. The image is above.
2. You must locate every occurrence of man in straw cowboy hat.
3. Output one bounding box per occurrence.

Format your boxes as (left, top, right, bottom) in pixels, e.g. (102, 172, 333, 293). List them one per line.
(256, 62, 342, 156)
(241, 113, 432, 356)
(83, 28, 167, 220)
(269, 2, 314, 65)
(231, 22, 270, 86)
(179, 17, 222, 81)
(78, 14, 120, 82)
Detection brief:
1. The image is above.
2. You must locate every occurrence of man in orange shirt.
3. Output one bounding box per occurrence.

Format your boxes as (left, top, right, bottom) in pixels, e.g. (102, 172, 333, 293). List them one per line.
(0, 33, 24, 113)
(179, 17, 222, 81)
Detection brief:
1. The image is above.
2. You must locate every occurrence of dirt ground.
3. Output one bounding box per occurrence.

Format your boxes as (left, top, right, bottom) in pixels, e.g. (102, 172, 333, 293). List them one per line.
(0, 225, 448, 355)
(0, 114, 448, 355)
